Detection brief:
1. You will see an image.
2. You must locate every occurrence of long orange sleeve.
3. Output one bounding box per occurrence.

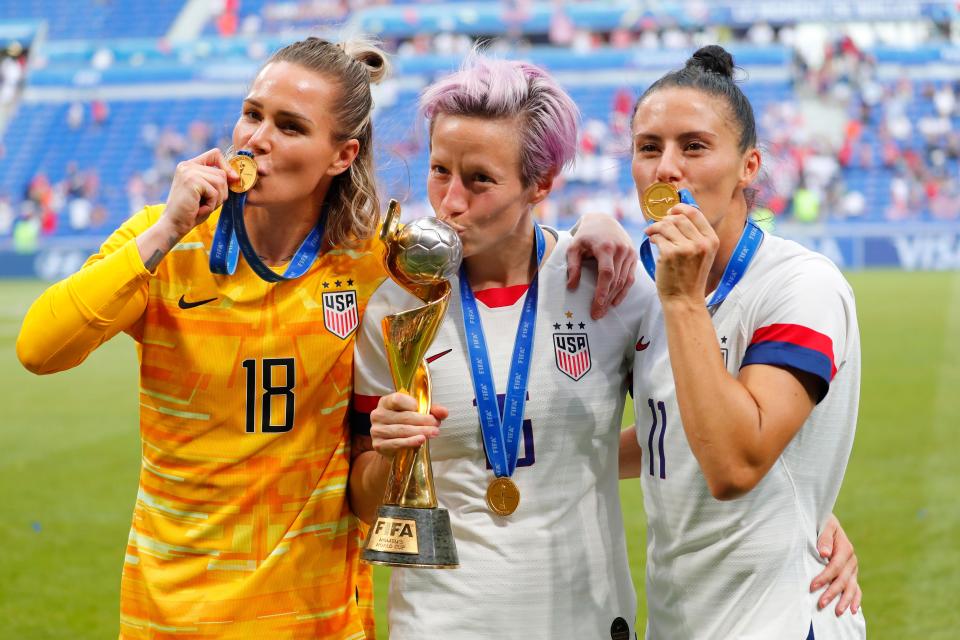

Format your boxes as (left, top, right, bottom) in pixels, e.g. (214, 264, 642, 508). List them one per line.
(16, 206, 161, 374)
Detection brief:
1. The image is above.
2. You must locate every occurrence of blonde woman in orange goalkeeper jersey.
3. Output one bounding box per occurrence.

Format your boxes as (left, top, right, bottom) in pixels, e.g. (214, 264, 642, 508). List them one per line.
(17, 37, 391, 640)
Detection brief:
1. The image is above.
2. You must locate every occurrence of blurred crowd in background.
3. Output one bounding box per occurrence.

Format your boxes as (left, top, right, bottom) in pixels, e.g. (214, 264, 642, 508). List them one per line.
(2, 0, 958, 248)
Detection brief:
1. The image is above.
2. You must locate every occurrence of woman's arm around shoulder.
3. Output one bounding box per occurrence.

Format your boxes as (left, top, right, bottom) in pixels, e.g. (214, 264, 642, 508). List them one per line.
(565, 213, 638, 320)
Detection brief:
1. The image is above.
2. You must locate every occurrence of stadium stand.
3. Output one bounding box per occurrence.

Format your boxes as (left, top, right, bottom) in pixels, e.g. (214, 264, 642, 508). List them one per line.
(1, 0, 958, 259)
(0, 1, 182, 41)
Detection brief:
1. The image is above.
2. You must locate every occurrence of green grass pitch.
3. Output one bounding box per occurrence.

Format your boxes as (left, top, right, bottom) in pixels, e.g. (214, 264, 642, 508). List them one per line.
(2, 272, 958, 638)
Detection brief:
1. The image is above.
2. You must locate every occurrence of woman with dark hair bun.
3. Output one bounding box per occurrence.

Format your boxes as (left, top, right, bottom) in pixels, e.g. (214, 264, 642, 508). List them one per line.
(577, 44, 867, 638)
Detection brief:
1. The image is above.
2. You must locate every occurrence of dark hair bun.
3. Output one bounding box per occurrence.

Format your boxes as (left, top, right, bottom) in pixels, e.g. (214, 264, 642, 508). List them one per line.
(686, 45, 735, 79)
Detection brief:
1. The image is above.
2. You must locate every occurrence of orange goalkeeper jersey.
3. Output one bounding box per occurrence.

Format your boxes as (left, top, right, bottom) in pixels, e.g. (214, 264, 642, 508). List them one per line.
(17, 205, 387, 639)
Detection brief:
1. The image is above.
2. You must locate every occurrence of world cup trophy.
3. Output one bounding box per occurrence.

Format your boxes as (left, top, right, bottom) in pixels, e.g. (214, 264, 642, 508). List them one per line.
(362, 200, 462, 568)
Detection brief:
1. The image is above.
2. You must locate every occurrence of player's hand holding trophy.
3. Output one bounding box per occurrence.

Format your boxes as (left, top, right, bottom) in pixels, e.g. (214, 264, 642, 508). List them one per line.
(362, 200, 462, 569)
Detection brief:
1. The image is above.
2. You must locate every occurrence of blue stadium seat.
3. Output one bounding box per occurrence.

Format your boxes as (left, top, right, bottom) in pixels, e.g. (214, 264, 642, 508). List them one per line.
(0, 1, 185, 40)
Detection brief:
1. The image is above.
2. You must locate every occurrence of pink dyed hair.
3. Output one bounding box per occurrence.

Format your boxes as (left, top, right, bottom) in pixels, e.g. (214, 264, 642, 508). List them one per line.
(419, 53, 579, 186)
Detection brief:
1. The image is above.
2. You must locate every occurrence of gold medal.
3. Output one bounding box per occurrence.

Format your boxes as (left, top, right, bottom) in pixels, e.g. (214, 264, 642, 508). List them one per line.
(228, 153, 258, 193)
(641, 182, 680, 221)
(486, 477, 520, 516)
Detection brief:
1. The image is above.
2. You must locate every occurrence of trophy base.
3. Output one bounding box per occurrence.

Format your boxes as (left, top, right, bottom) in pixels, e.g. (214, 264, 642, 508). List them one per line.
(362, 504, 459, 569)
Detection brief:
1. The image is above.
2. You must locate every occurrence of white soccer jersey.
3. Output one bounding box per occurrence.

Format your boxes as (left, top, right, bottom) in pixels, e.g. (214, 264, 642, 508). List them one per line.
(632, 233, 866, 639)
(354, 230, 650, 639)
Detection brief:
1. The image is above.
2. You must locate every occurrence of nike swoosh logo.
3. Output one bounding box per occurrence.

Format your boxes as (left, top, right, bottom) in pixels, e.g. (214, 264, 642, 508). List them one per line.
(178, 295, 217, 310)
(636, 337, 650, 351)
(426, 348, 452, 364)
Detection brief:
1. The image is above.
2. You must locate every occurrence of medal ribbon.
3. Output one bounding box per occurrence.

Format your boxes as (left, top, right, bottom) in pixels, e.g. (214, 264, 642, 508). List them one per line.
(638, 189, 764, 307)
(460, 223, 545, 478)
(209, 151, 325, 282)
(209, 191, 241, 277)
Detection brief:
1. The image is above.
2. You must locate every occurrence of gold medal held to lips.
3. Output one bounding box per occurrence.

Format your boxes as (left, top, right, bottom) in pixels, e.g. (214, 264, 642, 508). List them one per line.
(641, 182, 680, 222)
(486, 477, 520, 516)
(228, 154, 258, 194)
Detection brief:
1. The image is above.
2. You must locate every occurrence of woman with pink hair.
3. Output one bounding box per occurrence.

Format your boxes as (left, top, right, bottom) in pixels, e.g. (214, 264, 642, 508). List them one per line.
(350, 53, 644, 638)
(348, 52, 860, 638)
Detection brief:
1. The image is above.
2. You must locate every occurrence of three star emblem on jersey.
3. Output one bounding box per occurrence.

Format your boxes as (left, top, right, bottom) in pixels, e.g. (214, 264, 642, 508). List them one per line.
(553, 311, 592, 380)
(554, 332, 592, 380)
(322, 290, 358, 339)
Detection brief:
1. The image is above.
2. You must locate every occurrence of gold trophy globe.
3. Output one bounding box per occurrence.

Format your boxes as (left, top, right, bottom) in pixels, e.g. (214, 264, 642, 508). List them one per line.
(362, 200, 462, 569)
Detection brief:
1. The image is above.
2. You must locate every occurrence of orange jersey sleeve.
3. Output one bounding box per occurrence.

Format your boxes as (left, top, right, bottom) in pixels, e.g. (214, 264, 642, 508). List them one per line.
(16, 205, 162, 373)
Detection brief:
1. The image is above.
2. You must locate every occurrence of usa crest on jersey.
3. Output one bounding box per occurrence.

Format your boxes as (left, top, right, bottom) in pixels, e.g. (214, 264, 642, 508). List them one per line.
(553, 333, 592, 380)
(323, 290, 359, 339)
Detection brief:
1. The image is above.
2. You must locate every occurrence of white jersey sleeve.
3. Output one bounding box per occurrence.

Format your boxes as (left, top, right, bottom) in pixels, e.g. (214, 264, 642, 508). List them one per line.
(739, 251, 855, 401)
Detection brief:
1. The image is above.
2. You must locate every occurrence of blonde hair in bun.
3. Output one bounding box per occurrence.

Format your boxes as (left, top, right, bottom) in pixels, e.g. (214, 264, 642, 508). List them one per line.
(341, 36, 391, 85)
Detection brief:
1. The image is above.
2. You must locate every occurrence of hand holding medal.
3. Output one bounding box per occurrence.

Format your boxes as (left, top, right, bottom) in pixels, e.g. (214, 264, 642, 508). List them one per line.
(210, 150, 327, 283)
(640, 184, 763, 307)
(160, 148, 238, 239)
